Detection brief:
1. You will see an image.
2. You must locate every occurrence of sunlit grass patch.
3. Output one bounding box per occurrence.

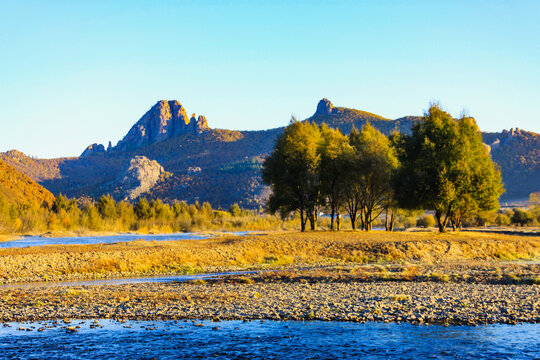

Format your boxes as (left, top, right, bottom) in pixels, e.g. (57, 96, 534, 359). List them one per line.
(390, 294, 411, 302)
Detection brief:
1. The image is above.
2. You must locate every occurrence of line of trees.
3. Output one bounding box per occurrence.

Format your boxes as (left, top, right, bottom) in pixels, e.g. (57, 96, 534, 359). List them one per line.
(262, 104, 504, 232)
(0, 193, 280, 234)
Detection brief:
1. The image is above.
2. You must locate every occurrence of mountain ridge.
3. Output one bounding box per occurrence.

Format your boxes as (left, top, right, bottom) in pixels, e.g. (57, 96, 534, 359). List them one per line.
(1, 99, 538, 207)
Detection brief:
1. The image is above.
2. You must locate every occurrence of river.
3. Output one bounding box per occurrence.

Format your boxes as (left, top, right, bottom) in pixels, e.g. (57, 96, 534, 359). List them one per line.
(1, 320, 538, 359)
(0, 231, 253, 249)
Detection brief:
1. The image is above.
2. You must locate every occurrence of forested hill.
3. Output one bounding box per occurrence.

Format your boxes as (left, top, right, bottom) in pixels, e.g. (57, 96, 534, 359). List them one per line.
(0, 159, 55, 207)
(1, 99, 538, 207)
(308, 98, 418, 136)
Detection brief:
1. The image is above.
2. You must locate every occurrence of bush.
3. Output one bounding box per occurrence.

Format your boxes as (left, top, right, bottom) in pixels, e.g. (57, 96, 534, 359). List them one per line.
(511, 208, 534, 226)
(229, 203, 242, 217)
(417, 215, 436, 228)
(495, 213, 511, 226)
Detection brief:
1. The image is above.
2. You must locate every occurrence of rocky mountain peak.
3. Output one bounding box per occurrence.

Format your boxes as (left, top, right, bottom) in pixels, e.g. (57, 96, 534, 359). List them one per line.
(196, 115, 208, 130)
(315, 98, 334, 115)
(111, 100, 209, 152)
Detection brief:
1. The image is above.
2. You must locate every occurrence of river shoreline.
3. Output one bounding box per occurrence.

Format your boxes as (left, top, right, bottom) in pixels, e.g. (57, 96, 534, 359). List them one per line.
(1, 271, 538, 326)
(0, 231, 538, 326)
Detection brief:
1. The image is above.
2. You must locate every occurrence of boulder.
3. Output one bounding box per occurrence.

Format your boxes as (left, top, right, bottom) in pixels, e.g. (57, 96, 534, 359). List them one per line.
(116, 156, 165, 200)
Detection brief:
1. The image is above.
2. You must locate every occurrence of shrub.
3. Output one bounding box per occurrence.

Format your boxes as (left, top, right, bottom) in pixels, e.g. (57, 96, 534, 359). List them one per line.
(417, 215, 436, 228)
(511, 208, 533, 226)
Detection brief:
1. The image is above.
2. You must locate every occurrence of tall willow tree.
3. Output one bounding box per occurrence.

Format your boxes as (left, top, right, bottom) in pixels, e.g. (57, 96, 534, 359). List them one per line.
(394, 104, 503, 232)
(344, 124, 399, 230)
(318, 125, 353, 230)
(448, 116, 504, 229)
(262, 118, 322, 231)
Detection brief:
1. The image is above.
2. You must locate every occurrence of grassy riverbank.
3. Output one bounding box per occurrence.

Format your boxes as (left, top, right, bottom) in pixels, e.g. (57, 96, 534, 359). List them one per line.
(0, 231, 538, 283)
(0, 231, 538, 325)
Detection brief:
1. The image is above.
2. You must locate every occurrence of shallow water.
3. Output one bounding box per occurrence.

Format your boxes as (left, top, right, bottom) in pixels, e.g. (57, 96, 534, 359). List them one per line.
(0, 320, 538, 359)
(0, 271, 257, 289)
(0, 231, 252, 249)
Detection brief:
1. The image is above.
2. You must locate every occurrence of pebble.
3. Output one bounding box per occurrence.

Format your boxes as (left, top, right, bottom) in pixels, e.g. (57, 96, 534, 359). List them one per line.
(0, 279, 538, 326)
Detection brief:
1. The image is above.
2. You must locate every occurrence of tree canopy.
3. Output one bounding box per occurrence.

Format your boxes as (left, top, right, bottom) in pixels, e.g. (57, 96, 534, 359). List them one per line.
(262, 118, 322, 231)
(394, 104, 504, 232)
(263, 119, 398, 232)
(264, 104, 504, 233)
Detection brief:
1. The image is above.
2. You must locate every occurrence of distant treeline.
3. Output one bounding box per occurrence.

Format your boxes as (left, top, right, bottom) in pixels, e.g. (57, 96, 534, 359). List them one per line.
(0, 194, 284, 235)
(0, 187, 538, 236)
(263, 104, 508, 232)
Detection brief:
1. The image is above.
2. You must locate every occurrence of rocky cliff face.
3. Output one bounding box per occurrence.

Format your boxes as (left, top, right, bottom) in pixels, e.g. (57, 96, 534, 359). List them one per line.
(315, 98, 335, 115)
(115, 100, 209, 151)
(81, 143, 106, 157)
(114, 156, 165, 200)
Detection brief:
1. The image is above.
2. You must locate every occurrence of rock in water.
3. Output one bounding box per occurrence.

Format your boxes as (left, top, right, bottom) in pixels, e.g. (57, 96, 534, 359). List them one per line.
(115, 100, 209, 151)
(116, 156, 165, 200)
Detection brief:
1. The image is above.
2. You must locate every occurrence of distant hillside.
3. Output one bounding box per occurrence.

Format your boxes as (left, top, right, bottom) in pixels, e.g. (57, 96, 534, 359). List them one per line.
(308, 98, 418, 136)
(483, 128, 540, 201)
(0, 150, 125, 199)
(0, 159, 55, 207)
(1, 99, 538, 207)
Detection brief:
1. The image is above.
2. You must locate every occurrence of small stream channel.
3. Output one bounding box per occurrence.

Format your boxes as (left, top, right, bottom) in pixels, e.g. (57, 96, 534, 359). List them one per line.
(0, 271, 258, 289)
(0, 231, 254, 249)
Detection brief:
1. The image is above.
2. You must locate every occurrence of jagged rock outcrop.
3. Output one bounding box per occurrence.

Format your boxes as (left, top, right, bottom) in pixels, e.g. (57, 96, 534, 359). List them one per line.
(81, 143, 105, 157)
(490, 138, 501, 150)
(196, 115, 208, 129)
(190, 114, 208, 131)
(315, 98, 335, 115)
(115, 100, 209, 151)
(115, 156, 165, 200)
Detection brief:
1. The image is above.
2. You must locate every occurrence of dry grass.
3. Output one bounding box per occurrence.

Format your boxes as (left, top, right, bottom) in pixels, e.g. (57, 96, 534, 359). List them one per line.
(0, 231, 538, 283)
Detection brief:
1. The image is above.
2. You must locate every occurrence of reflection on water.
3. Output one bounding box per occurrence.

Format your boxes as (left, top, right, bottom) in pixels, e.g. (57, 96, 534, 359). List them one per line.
(0, 271, 257, 289)
(0, 231, 253, 249)
(0, 320, 537, 359)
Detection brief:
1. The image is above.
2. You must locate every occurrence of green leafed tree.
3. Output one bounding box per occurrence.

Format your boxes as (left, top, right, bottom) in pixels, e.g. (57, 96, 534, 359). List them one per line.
(394, 104, 504, 232)
(97, 194, 117, 220)
(344, 123, 399, 231)
(262, 118, 322, 231)
(134, 198, 153, 220)
(318, 124, 353, 230)
(52, 194, 76, 214)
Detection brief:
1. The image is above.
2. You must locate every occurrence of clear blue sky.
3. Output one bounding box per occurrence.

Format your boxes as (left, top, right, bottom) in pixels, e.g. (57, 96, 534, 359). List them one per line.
(1, 0, 539, 158)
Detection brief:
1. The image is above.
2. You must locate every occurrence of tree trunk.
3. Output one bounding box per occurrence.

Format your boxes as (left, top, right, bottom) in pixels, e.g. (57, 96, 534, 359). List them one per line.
(300, 208, 306, 232)
(456, 217, 462, 230)
(350, 210, 357, 230)
(366, 210, 372, 231)
(330, 206, 335, 231)
(336, 210, 341, 231)
(435, 210, 448, 233)
(307, 209, 316, 231)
